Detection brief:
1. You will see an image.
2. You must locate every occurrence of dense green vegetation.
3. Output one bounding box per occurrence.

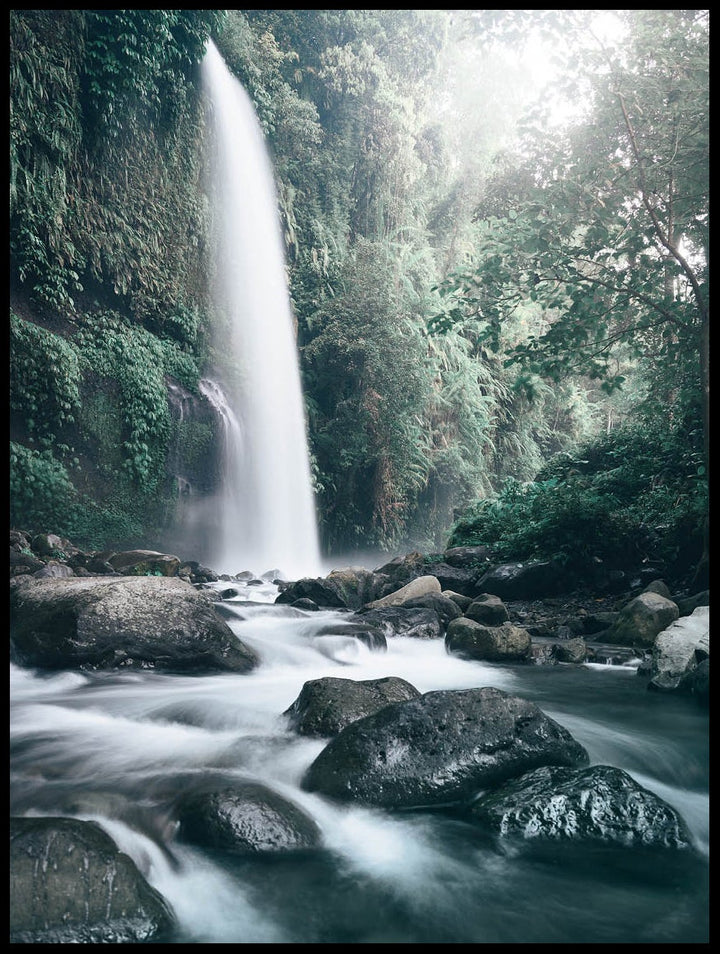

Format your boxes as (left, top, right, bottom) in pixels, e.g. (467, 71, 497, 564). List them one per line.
(9, 10, 708, 584)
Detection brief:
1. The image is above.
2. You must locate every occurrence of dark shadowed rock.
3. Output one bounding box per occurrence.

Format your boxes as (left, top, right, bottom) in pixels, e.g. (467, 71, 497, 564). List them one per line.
(468, 764, 694, 850)
(551, 637, 588, 664)
(475, 561, 564, 600)
(402, 592, 463, 627)
(10, 816, 175, 943)
(284, 675, 422, 736)
(301, 686, 588, 809)
(176, 781, 321, 855)
(353, 605, 442, 639)
(9, 575, 259, 674)
(465, 593, 509, 625)
(445, 618, 532, 662)
(107, 549, 182, 577)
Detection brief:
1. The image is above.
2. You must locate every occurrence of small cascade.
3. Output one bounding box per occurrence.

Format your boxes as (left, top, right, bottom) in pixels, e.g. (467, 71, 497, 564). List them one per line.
(191, 40, 322, 579)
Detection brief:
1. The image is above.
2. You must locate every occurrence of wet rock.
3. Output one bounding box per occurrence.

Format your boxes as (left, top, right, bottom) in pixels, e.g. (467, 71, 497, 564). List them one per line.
(551, 637, 588, 664)
(284, 675, 422, 737)
(468, 763, 694, 850)
(176, 782, 321, 855)
(10, 815, 174, 943)
(353, 605, 442, 640)
(301, 686, 589, 809)
(445, 618, 532, 662)
(9, 575, 259, 674)
(311, 619, 387, 651)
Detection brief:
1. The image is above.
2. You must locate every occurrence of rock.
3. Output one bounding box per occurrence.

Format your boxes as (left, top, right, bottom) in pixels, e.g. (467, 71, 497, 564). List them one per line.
(465, 593, 509, 625)
(310, 620, 387, 651)
(647, 605, 709, 700)
(676, 590, 709, 616)
(363, 574, 441, 609)
(445, 618, 532, 662)
(275, 576, 354, 609)
(301, 686, 588, 809)
(10, 546, 45, 572)
(475, 561, 564, 600)
(442, 590, 474, 612)
(32, 560, 75, 579)
(10, 816, 174, 943)
(401, 592, 463, 627)
(443, 545, 492, 567)
(107, 549, 182, 577)
(9, 576, 259, 674)
(30, 532, 70, 557)
(176, 781, 321, 856)
(603, 592, 680, 648)
(291, 597, 320, 611)
(551, 637, 588, 664)
(353, 606, 442, 640)
(643, 579, 672, 599)
(284, 675, 422, 736)
(468, 764, 694, 850)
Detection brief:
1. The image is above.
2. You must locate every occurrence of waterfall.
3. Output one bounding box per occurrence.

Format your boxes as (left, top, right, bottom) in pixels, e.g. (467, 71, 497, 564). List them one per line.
(198, 40, 322, 580)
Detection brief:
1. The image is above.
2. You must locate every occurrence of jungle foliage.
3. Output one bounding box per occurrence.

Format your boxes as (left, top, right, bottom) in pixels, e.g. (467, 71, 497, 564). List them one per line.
(9, 10, 708, 578)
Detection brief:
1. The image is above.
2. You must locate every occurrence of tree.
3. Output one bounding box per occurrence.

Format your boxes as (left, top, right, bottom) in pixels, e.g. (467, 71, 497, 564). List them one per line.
(431, 11, 708, 561)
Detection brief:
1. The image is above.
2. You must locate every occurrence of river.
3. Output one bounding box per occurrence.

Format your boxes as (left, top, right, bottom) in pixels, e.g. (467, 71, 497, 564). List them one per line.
(9, 579, 709, 944)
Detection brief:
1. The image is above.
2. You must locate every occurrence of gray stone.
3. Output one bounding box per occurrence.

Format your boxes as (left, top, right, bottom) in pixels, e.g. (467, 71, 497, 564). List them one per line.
(445, 617, 532, 662)
(10, 816, 174, 943)
(10, 575, 258, 674)
(284, 675, 421, 736)
(468, 763, 693, 850)
(603, 591, 679, 648)
(177, 782, 321, 856)
(465, 593, 509, 625)
(302, 686, 588, 809)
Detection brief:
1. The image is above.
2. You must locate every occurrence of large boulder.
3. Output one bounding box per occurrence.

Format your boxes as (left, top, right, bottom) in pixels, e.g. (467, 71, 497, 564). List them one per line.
(275, 576, 357, 609)
(363, 574, 441, 609)
(106, 549, 182, 577)
(301, 686, 588, 809)
(352, 606, 442, 640)
(468, 764, 694, 850)
(465, 593, 509, 625)
(9, 576, 259, 673)
(445, 618, 532, 662)
(284, 675, 422, 737)
(176, 781, 321, 856)
(475, 561, 564, 600)
(10, 816, 174, 943)
(443, 545, 492, 568)
(603, 591, 680, 648)
(647, 605, 709, 701)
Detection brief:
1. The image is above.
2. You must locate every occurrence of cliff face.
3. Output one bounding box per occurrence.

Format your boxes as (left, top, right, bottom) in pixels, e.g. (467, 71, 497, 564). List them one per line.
(10, 10, 225, 551)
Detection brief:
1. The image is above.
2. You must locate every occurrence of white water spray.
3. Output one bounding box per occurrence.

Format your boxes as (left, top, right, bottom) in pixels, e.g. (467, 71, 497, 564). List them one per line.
(199, 41, 321, 579)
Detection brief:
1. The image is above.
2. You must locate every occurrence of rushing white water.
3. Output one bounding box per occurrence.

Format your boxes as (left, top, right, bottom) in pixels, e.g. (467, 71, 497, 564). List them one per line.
(10, 582, 709, 943)
(198, 41, 322, 580)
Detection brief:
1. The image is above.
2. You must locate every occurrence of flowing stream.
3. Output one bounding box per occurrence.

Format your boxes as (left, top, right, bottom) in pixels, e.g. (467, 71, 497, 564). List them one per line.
(9, 580, 709, 944)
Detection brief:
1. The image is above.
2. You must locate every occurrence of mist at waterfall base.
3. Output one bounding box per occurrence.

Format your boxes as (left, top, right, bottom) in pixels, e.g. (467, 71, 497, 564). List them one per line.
(10, 578, 709, 943)
(172, 41, 322, 581)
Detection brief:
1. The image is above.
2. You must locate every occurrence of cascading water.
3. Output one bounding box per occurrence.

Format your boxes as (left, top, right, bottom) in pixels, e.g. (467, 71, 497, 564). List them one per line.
(198, 40, 322, 580)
